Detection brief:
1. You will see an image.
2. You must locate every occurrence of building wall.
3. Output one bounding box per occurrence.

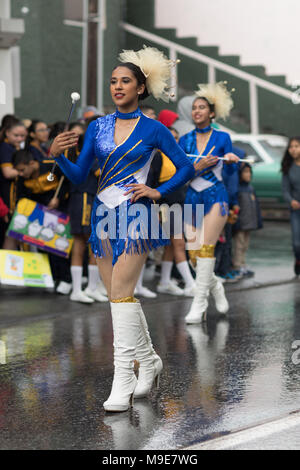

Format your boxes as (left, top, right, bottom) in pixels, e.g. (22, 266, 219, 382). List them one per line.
(11, 0, 82, 124)
(155, 0, 300, 85)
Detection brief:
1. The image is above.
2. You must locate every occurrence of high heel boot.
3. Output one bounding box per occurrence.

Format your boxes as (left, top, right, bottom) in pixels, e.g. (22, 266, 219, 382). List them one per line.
(210, 273, 229, 314)
(185, 257, 216, 324)
(103, 301, 140, 412)
(133, 302, 163, 398)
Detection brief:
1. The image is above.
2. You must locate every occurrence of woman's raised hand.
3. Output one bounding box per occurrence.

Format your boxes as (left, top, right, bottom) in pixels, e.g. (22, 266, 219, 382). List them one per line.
(124, 184, 161, 203)
(49, 131, 79, 158)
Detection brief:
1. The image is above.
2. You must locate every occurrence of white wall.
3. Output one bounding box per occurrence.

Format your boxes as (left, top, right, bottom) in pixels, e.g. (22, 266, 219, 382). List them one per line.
(155, 0, 300, 85)
(0, 1, 14, 120)
(0, 0, 10, 18)
(0, 49, 14, 119)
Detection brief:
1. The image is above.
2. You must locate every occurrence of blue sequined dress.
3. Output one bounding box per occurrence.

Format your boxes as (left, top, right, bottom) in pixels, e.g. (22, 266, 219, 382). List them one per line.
(179, 127, 233, 226)
(54, 108, 195, 265)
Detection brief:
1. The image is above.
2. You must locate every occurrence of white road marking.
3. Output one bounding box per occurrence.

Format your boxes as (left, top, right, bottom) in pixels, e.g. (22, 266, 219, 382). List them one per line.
(184, 411, 300, 450)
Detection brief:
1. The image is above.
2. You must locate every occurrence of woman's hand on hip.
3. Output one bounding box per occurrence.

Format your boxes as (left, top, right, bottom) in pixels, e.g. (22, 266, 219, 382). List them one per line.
(124, 184, 161, 203)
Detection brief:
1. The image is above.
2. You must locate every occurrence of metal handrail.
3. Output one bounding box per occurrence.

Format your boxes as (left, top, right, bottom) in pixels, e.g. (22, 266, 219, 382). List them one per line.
(121, 22, 294, 134)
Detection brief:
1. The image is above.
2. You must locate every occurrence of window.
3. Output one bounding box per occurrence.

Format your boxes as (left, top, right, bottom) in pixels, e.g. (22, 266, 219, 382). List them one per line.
(259, 139, 287, 162)
(64, 0, 83, 22)
(232, 141, 262, 163)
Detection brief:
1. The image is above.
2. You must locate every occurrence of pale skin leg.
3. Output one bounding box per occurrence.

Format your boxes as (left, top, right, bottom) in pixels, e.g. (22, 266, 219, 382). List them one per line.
(186, 203, 228, 249)
(3, 236, 19, 250)
(71, 234, 98, 266)
(96, 250, 148, 301)
(162, 236, 188, 263)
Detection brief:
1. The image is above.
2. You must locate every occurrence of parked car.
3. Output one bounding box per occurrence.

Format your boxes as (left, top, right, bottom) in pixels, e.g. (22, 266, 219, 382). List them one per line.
(230, 134, 288, 203)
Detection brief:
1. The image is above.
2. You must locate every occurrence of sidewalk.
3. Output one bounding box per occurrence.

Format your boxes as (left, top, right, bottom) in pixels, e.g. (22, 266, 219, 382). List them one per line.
(227, 220, 296, 291)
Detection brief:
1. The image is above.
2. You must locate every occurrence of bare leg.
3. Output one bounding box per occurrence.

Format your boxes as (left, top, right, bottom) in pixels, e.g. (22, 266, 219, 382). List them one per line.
(71, 234, 88, 266)
(3, 236, 18, 251)
(111, 251, 148, 300)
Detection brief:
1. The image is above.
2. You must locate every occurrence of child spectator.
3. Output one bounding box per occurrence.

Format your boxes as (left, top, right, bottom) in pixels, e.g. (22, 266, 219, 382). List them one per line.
(281, 137, 300, 276)
(0, 120, 27, 249)
(25, 120, 50, 161)
(12, 149, 72, 293)
(232, 162, 262, 277)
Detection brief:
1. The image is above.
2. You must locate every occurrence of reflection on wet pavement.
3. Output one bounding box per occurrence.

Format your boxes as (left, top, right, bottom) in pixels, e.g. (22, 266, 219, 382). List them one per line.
(0, 279, 299, 449)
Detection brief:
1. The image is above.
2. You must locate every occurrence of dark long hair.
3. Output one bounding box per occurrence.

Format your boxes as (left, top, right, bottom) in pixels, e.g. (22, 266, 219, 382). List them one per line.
(25, 119, 47, 149)
(112, 63, 150, 101)
(0, 120, 25, 143)
(281, 137, 300, 174)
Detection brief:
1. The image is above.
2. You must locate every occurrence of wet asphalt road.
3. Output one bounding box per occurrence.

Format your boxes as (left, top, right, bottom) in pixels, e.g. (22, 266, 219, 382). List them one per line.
(0, 222, 299, 450)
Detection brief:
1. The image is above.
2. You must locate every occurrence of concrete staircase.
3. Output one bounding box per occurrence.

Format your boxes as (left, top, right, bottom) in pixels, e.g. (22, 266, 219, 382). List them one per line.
(123, 0, 297, 136)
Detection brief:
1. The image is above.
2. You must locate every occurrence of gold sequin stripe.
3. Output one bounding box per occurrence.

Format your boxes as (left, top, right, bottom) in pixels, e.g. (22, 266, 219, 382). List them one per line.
(111, 297, 138, 303)
(98, 140, 142, 192)
(97, 166, 142, 195)
(100, 117, 141, 180)
(98, 152, 143, 193)
(81, 192, 91, 226)
(189, 244, 215, 266)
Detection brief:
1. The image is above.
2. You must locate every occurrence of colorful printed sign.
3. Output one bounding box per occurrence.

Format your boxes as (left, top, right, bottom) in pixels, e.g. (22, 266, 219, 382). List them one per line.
(0, 250, 54, 288)
(7, 198, 73, 258)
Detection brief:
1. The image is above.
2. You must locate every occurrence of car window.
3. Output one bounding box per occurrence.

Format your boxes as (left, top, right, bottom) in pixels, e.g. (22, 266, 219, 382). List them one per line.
(232, 141, 262, 163)
(259, 140, 286, 162)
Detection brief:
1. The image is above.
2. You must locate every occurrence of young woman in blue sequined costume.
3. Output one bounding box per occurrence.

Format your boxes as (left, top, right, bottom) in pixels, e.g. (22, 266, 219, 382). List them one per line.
(50, 47, 194, 412)
(179, 82, 239, 324)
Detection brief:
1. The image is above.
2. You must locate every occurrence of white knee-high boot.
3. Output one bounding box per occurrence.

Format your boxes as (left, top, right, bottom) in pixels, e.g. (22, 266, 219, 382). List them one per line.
(185, 257, 215, 324)
(133, 303, 163, 398)
(210, 274, 229, 314)
(103, 301, 140, 412)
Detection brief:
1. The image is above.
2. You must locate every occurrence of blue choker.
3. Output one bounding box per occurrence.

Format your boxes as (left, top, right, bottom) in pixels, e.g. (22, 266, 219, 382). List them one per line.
(115, 108, 142, 120)
(195, 125, 212, 134)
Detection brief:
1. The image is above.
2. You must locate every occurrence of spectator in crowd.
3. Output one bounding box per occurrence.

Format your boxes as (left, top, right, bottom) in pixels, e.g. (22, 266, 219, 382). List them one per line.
(81, 106, 100, 121)
(12, 149, 72, 293)
(66, 121, 107, 303)
(25, 120, 50, 161)
(0, 120, 27, 249)
(232, 162, 262, 277)
(139, 105, 157, 120)
(215, 145, 245, 283)
(172, 96, 195, 137)
(281, 136, 300, 276)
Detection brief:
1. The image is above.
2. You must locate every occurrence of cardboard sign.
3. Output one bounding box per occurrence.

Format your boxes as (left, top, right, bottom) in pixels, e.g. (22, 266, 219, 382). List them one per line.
(7, 198, 73, 258)
(0, 250, 54, 288)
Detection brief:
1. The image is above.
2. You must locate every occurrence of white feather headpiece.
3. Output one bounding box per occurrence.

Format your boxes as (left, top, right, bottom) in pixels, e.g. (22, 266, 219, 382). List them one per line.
(119, 45, 177, 102)
(194, 81, 234, 120)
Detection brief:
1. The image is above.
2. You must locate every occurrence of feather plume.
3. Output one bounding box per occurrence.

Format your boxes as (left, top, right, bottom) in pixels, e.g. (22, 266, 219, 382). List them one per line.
(119, 45, 173, 101)
(195, 82, 234, 120)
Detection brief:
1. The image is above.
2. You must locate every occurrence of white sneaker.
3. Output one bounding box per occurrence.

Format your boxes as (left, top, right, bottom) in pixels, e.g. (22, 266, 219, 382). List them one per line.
(56, 281, 72, 295)
(70, 290, 95, 303)
(183, 282, 197, 297)
(157, 280, 184, 295)
(134, 286, 157, 298)
(84, 286, 107, 302)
